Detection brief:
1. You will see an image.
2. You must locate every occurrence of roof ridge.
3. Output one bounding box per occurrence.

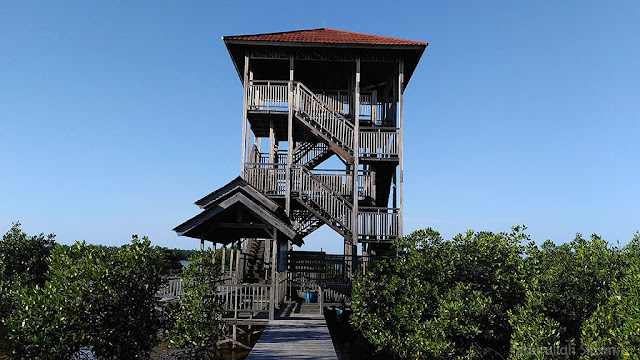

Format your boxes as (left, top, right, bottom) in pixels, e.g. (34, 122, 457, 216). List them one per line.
(223, 27, 427, 46)
(223, 27, 326, 40)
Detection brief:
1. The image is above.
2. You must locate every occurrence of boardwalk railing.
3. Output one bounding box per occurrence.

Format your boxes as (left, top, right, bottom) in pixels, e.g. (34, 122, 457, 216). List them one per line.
(247, 80, 289, 111)
(359, 127, 399, 158)
(157, 275, 184, 298)
(358, 207, 400, 240)
(218, 283, 271, 319)
(218, 275, 288, 320)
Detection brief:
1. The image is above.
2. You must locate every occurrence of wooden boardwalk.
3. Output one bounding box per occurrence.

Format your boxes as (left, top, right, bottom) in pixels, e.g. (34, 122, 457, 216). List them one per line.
(245, 302, 338, 360)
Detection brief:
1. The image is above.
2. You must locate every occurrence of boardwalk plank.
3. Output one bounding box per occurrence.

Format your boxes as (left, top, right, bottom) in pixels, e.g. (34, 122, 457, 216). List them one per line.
(246, 320, 338, 360)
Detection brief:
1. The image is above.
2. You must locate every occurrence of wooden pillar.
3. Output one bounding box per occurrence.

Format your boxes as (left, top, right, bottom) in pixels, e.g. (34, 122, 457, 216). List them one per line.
(285, 55, 294, 217)
(236, 247, 241, 283)
(343, 240, 352, 280)
(352, 57, 360, 246)
(240, 54, 250, 174)
(269, 119, 276, 163)
(246, 70, 254, 164)
(398, 59, 404, 237)
(392, 170, 397, 208)
(200, 238, 204, 251)
(221, 245, 226, 274)
(371, 90, 377, 124)
(269, 229, 278, 320)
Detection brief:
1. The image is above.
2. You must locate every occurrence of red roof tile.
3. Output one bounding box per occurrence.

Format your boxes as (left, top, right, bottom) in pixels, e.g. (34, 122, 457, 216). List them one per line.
(224, 28, 427, 46)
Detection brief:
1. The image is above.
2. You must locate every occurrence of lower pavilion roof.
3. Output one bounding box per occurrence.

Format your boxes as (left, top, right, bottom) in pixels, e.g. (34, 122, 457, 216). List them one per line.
(173, 177, 299, 246)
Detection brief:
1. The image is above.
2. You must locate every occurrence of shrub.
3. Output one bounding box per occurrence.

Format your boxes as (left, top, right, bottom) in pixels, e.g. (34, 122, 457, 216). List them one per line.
(508, 234, 624, 359)
(166, 248, 226, 360)
(352, 226, 532, 359)
(0, 222, 55, 318)
(6, 236, 164, 359)
(579, 232, 640, 359)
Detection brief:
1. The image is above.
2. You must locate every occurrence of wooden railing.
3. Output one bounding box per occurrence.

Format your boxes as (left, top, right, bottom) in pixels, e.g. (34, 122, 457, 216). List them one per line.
(292, 209, 322, 236)
(295, 82, 354, 154)
(358, 207, 400, 239)
(218, 275, 288, 320)
(247, 80, 289, 111)
(157, 275, 184, 298)
(293, 142, 330, 167)
(311, 169, 375, 201)
(248, 81, 401, 159)
(218, 283, 272, 319)
(360, 91, 394, 126)
(243, 163, 287, 195)
(291, 166, 353, 233)
(359, 127, 399, 158)
(314, 90, 351, 116)
(255, 151, 288, 165)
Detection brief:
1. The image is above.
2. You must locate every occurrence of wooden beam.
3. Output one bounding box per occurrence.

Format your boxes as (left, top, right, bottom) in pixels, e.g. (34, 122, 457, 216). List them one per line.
(213, 223, 273, 229)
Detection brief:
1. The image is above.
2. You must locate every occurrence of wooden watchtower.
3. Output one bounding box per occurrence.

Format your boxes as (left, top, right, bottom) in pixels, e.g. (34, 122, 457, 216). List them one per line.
(175, 28, 427, 283)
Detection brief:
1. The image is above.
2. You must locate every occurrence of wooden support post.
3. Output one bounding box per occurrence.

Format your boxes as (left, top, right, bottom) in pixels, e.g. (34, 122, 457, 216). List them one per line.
(351, 244, 358, 279)
(392, 170, 397, 208)
(240, 54, 250, 174)
(236, 248, 241, 283)
(372, 89, 377, 124)
(269, 119, 275, 163)
(398, 59, 404, 237)
(221, 245, 226, 274)
(285, 55, 294, 217)
(343, 240, 352, 280)
(269, 229, 278, 320)
(200, 238, 204, 251)
(229, 244, 234, 274)
(362, 243, 367, 275)
(352, 57, 360, 246)
(318, 284, 323, 315)
(212, 243, 216, 264)
(234, 284, 239, 320)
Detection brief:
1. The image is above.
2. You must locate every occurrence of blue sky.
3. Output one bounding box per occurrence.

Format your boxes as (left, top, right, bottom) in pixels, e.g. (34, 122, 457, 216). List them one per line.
(1, 1, 638, 253)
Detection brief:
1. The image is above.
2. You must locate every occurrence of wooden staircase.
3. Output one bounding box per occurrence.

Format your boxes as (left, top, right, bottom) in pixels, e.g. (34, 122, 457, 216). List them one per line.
(292, 166, 353, 238)
(293, 141, 332, 170)
(292, 209, 324, 239)
(243, 80, 401, 243)
(242, 239, 267, 283)
(293, 82, 355, 163)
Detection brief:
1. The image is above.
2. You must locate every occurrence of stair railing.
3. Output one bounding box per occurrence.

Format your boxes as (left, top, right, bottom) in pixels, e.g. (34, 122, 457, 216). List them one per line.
(294, 82, 354, 154)
(293, 142, 330, 167)
(291, 165, 352, 232)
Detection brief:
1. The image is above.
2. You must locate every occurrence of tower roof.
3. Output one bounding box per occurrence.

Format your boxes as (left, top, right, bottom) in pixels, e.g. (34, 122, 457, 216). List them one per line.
(223, 28, 428, 47)
(223, 27, 427, 88)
